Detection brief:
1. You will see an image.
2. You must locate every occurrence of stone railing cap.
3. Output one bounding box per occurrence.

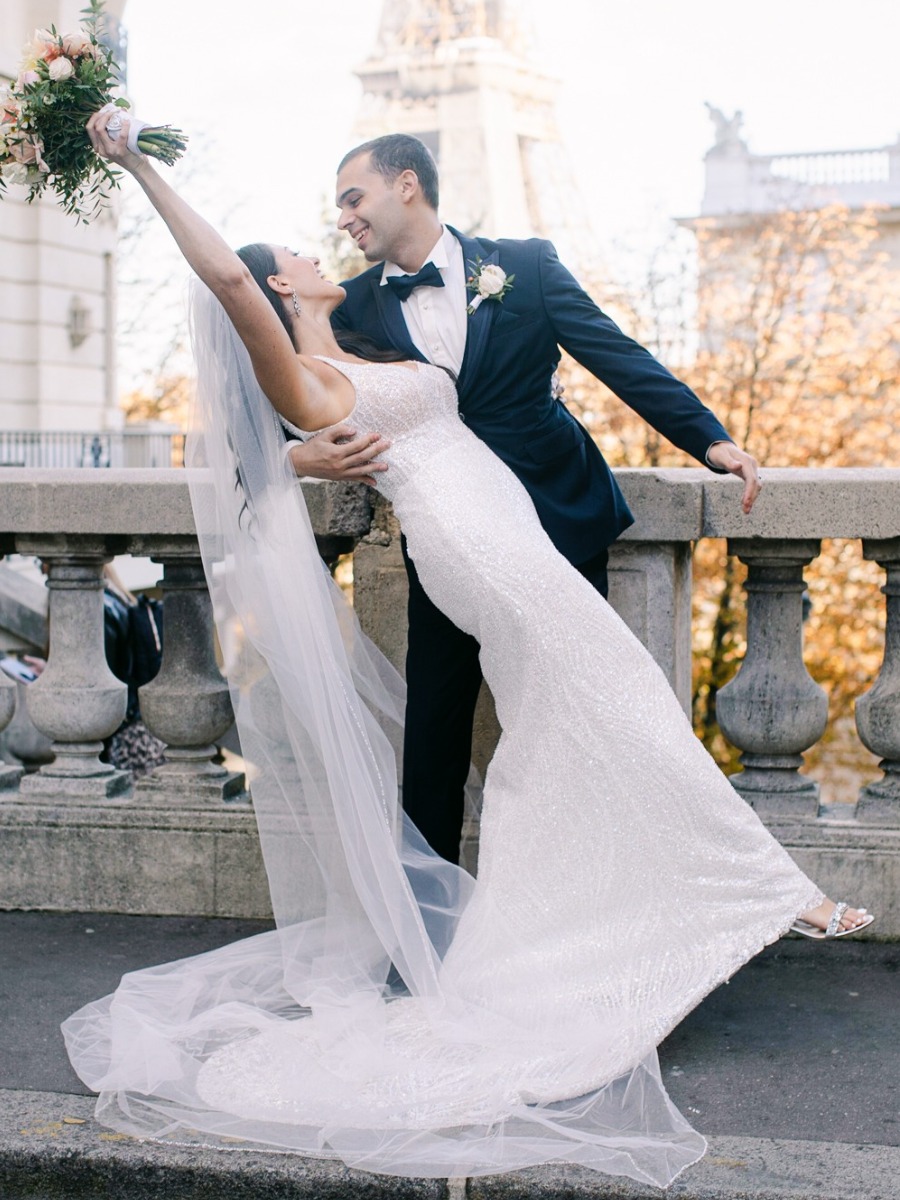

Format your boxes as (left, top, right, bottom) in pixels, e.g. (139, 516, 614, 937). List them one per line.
(700, 468, 900, 540)
(0, 469, 372, 540)
(2, 466, 899, 544)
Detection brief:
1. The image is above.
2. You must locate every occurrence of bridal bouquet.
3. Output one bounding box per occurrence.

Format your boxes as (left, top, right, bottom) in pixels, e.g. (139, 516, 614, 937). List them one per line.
(0, 0, 187, 223)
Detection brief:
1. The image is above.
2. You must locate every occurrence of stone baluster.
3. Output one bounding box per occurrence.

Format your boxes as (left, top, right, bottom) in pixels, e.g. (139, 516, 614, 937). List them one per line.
(855, 538, 900, 825)
(0, 672, 24, 790)
(136, 542, 244, 803)
(17, 540, 130, 799)
(716, 540, 828, 819)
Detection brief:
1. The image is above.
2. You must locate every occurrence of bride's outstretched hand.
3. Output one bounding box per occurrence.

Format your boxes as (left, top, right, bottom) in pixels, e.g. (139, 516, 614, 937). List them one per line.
(85, 111, 146, 174)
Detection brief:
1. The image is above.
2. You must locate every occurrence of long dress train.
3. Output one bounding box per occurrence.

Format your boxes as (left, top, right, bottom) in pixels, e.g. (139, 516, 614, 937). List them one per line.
(62, 290, 823, 1186)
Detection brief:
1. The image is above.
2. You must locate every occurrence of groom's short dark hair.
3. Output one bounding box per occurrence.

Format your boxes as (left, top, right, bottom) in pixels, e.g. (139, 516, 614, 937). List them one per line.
(338, 134, 439, 210)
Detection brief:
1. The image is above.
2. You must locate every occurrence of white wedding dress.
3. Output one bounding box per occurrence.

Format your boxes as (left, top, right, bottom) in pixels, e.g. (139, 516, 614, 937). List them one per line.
(63, 304, 824, 1187)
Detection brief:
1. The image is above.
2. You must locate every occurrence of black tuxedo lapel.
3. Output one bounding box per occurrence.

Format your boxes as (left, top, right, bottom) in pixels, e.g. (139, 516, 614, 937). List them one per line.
(370, 274, 426, 362)
(451, 229, 499, 398)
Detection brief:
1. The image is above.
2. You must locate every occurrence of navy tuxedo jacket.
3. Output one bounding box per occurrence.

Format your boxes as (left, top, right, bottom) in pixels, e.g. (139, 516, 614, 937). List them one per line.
(332, 227, 731, 565)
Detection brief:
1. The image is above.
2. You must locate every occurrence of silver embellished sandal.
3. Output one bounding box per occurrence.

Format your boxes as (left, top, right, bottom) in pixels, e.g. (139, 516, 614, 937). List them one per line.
(791, 901, 875, 940)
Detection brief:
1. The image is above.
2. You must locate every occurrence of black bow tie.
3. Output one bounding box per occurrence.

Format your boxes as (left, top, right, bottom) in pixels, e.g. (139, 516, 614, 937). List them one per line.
(385, 261, 445, 301)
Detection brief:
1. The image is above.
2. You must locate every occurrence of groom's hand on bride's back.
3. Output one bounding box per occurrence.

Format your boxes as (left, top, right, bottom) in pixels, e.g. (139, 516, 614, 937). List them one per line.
(287, 427, 390, 488)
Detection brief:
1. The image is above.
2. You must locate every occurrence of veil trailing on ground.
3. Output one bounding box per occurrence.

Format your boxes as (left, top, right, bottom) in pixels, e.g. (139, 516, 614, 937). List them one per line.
(61, 281, 706, 1185)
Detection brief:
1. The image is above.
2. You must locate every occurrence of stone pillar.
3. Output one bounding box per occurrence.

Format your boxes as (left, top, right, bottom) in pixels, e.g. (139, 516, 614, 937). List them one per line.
(608, 540, 694, 714)
(18, 543, 130, 799)
(136, 546, 244, 803)
(352, 496, 409, 678)
(855, 538, 900, 825)
(716, 540, 828, 818)
(0, 672, 24, 790)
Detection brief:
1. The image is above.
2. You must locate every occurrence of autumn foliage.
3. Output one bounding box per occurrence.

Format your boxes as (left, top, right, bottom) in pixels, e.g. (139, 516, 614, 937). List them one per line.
(561, 205, 900, 796)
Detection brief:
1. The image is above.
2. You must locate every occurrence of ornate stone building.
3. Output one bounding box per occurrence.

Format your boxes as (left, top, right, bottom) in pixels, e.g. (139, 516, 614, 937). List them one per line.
(0, 0, 126, 439)
(697, 106, 900, 271)
(690, 108, 900, 352)
(350, 0, 588, 265)
(701, 106, 900, 236)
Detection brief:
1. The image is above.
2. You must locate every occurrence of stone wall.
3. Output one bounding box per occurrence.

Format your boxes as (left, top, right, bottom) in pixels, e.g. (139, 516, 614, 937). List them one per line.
(1, 467, 898, 932)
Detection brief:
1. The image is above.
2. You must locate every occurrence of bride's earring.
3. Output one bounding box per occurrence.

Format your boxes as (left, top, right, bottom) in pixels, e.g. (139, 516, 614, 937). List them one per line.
(291, 289, 301, 317)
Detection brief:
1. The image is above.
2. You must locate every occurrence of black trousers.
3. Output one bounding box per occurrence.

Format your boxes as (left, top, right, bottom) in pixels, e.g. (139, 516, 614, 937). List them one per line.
(400, 539, 610, 864)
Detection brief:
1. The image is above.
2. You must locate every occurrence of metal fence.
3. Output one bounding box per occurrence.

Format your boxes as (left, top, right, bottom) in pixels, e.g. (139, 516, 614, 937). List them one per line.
(0, 430, 185, 469)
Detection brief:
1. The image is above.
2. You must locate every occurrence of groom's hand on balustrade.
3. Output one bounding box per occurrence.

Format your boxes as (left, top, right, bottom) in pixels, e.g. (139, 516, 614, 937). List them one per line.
(706, 441, 762, 514)
(287, 426, 391, 488)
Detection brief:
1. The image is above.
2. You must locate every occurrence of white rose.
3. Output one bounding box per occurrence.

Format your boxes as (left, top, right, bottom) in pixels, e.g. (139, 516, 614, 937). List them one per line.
(48, 56, 75, 81)
(1, 161, 30, 186)
(478, 264, 507, 296)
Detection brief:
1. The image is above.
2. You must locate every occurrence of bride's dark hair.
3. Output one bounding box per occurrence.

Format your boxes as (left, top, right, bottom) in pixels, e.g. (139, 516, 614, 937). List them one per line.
(230, 243, 408, 539)
(235, 243, 407, 364)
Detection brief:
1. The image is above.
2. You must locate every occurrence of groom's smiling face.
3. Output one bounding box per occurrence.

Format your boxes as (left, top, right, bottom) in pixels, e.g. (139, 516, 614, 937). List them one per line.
(335, 152, 412, 264)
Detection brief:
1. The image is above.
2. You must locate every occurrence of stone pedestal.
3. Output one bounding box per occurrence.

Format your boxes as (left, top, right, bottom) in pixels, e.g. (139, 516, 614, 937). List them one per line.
(0, 672, 24, 790)
(717, 540, 828, 818)
(137, 550, 244, 804)
(856, 539, 900, 825)
(17, 546, 130, 800)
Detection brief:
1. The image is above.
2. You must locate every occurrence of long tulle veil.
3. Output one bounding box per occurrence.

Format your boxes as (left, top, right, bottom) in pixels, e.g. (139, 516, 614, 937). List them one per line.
(61, 281, 706, 1185)
(182, 280, 473, 996)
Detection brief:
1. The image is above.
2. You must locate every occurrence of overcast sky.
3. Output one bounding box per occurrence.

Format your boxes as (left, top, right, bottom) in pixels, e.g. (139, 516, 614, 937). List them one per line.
(119, 0, 898, 249)
(102, 0, 898, 388)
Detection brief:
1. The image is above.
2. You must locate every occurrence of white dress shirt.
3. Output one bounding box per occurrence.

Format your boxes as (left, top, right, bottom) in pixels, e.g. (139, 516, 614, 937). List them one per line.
(381, 227, 468, 377)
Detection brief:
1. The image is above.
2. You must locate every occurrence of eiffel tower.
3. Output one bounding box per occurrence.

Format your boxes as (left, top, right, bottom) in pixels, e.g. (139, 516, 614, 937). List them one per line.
(350, 0, 589, 265)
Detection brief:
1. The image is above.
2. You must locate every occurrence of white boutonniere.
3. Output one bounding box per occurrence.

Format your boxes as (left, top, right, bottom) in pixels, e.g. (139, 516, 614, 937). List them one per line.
(466, 258, 514, 314)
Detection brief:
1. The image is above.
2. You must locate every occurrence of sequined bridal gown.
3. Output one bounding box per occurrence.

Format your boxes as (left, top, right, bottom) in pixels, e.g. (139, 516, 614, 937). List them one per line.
(64, 353, 824, 1187)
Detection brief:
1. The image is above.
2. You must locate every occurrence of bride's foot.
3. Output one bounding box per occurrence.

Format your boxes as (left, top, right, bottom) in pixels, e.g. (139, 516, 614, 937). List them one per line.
(791, 898, 874, 939)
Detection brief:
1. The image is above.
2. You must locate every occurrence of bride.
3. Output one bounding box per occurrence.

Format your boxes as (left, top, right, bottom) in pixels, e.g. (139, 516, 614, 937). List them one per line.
(62, 113, 872, 1187)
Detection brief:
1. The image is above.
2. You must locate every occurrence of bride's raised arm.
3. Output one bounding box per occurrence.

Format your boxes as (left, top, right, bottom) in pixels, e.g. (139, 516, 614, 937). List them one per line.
(85, 111, 334, 432)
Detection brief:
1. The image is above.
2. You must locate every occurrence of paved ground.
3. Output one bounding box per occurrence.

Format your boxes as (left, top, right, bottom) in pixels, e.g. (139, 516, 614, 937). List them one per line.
(1, 912, 897, 1198)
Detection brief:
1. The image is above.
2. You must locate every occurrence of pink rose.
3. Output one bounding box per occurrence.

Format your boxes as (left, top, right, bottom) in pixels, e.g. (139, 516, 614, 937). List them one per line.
(14, 70, 39, 91)
(62, 31, 94, 57)
(19, 31, 50, 69)
(28, 28, 55, 52)
(9, 137, 39, 165)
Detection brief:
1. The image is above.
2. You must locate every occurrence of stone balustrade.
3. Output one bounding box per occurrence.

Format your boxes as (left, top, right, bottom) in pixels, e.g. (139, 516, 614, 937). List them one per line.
(1, 467, 898, 930)
(702, 137, 900, 216)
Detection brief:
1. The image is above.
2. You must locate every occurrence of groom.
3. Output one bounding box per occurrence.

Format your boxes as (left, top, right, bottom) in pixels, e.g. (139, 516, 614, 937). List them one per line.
(289, 134, 760, 865)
